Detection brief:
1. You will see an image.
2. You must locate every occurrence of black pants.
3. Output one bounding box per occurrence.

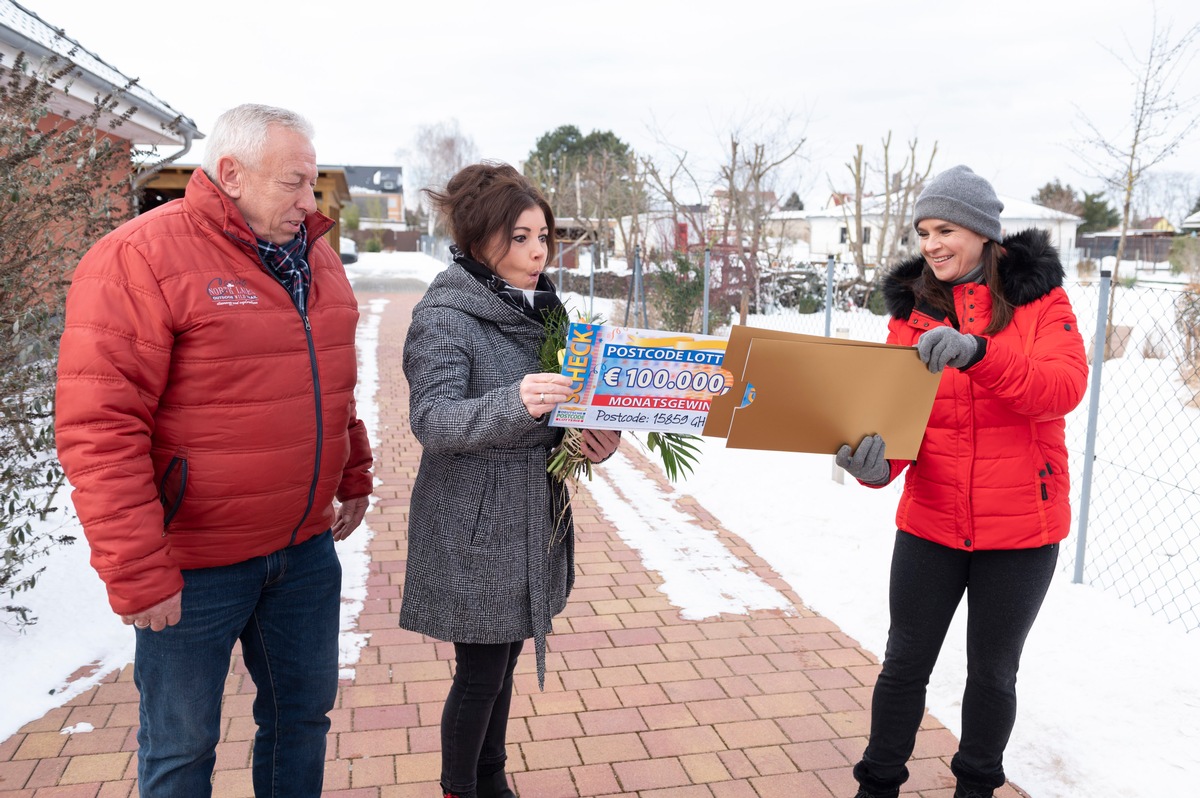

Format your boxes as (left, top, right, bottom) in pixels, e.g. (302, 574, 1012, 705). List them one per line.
(441, 640, 524, 798)
(854, 531, 1058, 794)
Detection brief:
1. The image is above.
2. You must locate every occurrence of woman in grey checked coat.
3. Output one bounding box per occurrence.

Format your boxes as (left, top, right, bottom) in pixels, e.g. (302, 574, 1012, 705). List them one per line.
(401, 162, 620, 798)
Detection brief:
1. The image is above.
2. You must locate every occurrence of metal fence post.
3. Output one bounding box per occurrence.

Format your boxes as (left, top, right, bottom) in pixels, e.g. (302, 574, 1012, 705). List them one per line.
(703, 248, 711, 335)
(831, 326, 851, 482)
(824, 254, 835, 338)
(1074, 269, 1112, 584)
(629, 245, 643, 327)
(634, 244, 648, 327)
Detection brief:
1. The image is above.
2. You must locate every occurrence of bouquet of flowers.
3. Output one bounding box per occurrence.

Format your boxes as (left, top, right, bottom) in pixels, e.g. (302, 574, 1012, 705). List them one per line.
(539, 306, 702, 484)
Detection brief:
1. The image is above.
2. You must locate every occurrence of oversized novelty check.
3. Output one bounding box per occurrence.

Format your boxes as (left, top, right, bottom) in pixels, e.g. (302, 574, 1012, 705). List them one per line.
(548, 322, 731, 434)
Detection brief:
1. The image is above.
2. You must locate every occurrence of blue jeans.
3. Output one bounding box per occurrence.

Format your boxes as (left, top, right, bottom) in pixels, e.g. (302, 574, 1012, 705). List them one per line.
(133, 530, 341, 798)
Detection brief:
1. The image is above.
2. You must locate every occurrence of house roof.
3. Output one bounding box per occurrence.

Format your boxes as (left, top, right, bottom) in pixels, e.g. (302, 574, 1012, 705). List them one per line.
(995, 195, 1082, 222)
(0, 0, 201, 146)
(340, 165, 404, 193)
(806, 192, 1081, 223)
(1183, 211, 1200, 230)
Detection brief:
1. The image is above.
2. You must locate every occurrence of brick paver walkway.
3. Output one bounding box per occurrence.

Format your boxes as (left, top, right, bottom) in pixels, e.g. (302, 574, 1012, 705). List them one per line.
(0, 288, 1029, 797)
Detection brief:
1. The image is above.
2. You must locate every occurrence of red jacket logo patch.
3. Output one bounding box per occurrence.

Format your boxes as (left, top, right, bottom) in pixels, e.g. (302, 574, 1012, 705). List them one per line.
(207, 277, 259, 306)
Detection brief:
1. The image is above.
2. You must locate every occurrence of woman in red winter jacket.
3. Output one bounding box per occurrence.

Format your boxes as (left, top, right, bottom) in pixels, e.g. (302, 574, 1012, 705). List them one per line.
(836, 166, 1088, 798)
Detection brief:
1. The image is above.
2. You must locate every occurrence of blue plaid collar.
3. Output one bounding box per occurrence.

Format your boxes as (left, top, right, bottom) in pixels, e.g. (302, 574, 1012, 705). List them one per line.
(256, 224, 311, 314)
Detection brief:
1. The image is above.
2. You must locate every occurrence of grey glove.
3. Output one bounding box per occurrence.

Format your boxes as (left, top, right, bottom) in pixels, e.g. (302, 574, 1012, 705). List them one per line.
(917, 326, 980, 373)
(835, 434, 890, 485)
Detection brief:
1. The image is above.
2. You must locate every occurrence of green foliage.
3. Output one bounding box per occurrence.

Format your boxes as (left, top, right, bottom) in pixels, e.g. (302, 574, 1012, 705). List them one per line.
(1174, 287, 1200, 387)
(648, 252, 706, 333)
(525, 125, 631, 189)
(538, 305, 572, 374)
(341, 203, 360, 232)
(1079, 191, 1121, 234)
(524, 124, 634, 219)
(768, 266, 825, 313)
(782, 191, 804, 211)
(363, 237, 382, 252)
(1, 49, 138, 628)
(1031, 179, 1083, 214)
(865, 284, 890, 315)
(646, 432, 701, 482)
(1169, 236, 1200, 277)
(538, 305, 700, 483)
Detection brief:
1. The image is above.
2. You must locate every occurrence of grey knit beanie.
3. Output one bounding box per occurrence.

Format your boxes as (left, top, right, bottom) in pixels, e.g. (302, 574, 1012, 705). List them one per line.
(912, 165, 1004, 242)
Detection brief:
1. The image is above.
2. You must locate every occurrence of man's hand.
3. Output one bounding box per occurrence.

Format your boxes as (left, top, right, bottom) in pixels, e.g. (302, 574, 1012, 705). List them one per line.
(122, 590, 183, 632)
(332, 496, 369, 541)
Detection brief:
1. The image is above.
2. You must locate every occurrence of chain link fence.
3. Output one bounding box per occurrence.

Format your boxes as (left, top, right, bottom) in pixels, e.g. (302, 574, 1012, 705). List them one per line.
(1061, 278, 1200, 632)
(734, 267, 1200, 632)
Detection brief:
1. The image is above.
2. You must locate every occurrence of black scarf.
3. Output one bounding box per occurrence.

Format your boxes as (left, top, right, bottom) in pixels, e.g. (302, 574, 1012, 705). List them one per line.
(451, 245, 563, 323)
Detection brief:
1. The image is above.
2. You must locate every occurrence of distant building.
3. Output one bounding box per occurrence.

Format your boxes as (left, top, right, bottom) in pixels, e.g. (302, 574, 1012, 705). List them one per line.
(804, 194, 1081, 268)
(341, 165, 406, 229)
(1139, 216, 1176, 234)
(140, 165, 353, 249)
(1079, 225, 1177, 266)
(0, 0, 203, 210)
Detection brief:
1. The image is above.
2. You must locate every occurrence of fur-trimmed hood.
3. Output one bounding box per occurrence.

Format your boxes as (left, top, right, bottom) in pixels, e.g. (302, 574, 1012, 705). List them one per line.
(883, 228, 1065, 320)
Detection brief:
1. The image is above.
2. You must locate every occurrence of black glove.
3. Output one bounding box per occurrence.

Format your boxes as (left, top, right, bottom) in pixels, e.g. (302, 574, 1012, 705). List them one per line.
(917, 326, 980, 373)
(835, 434, 890, 485)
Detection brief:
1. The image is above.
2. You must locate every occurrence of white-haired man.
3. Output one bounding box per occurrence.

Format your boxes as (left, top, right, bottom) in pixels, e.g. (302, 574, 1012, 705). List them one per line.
(56, 104, 373, 797)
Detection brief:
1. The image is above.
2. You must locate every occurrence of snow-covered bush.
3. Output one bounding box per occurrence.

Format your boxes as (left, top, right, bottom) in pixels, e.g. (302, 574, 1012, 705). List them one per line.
(1, 51, 137, 627)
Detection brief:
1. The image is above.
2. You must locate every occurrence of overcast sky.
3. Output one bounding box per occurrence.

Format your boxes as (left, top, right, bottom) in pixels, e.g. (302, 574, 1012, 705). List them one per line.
(28, 0, 1200, 213)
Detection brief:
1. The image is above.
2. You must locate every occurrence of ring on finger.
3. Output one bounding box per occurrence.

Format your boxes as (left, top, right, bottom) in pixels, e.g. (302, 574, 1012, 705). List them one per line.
(539, 392, 545, 403)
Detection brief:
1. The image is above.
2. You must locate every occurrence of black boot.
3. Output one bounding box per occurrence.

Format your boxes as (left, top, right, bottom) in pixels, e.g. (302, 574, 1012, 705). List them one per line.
(853, 789, 899, 798)
(441, 784, 476, 798)
(476, 770, 516, 798)
(954, 787, 994, 798)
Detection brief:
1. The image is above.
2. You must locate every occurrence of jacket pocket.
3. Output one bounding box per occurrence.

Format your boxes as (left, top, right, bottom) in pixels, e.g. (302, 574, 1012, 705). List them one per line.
(1034, 443, 1063, 504)
(159, 453, 189, 530)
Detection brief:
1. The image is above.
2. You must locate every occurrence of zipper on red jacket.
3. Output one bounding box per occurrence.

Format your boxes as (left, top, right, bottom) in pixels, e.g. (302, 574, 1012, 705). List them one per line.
(956, 287, 977, 549)
(290, 308, 323, 546)
(226, 230, 324, 545)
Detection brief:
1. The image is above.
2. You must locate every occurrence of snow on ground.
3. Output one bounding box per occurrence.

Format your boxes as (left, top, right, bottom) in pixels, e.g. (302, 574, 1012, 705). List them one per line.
(4, 252, 1198, 798)
(647, 439, 1200, 798)
(0, 278, 396, 740)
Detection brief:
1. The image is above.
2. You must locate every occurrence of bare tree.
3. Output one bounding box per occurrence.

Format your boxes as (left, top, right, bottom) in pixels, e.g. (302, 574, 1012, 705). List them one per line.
(835, 133, 936, 279)
(1, 50, 142, 627)
(644, 114, 806, 325)
(884, 137, 937, 268)
(596, 151, 649, 270)
(411, 119, 479, 233)
(715, 119, 807, 324)
(644, 145, 711, 254)
(573, 149, 645, 272)
(1076, 12, 1200, 356)
(1134, 169, 1200, 228)
(836, 144, 869, 278)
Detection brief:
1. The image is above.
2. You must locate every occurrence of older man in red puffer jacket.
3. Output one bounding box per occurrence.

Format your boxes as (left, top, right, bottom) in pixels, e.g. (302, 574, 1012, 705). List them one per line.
(56, 103, 372, 798)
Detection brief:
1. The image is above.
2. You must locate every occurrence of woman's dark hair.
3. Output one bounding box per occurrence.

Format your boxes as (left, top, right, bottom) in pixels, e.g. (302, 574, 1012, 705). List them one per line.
(423, 161, 556, 267)
(914, 240, 1013, 335)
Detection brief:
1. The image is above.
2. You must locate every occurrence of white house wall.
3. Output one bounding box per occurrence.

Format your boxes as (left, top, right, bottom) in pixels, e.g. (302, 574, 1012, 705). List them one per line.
(806, 215, 1078, 267)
